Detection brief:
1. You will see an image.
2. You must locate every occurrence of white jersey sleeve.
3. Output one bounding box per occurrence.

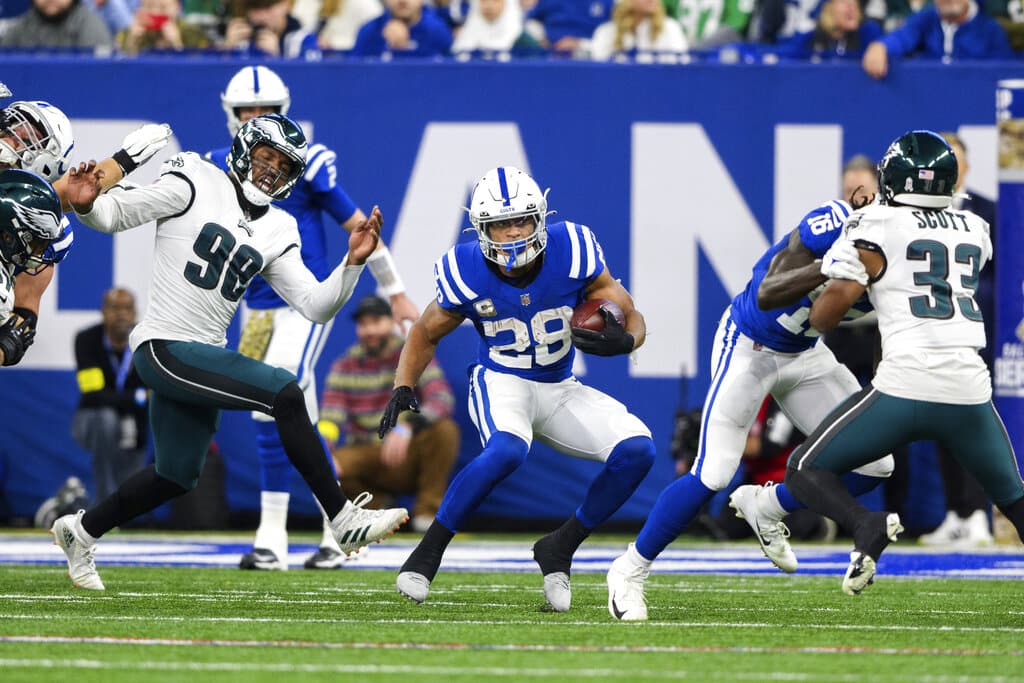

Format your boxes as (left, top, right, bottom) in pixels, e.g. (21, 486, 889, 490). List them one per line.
(261, 247, 366, 324)
(75, 153, 198, 233)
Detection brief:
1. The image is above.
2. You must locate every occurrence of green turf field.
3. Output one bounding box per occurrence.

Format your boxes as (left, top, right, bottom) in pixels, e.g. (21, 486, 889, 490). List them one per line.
(2, 559, 1022, 682)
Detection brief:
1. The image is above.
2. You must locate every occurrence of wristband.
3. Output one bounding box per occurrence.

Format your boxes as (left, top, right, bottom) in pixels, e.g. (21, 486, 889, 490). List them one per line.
(366, 245, 406, 298)
(112, 149, 137, 175)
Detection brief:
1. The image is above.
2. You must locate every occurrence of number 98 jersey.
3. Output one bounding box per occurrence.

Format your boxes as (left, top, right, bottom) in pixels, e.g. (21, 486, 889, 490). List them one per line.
(433, 221, 605, 382)
(128, 152, 300, 351)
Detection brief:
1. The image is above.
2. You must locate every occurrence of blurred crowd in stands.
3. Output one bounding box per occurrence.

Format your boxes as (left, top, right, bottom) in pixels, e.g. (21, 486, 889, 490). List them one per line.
(0, 0, 1019, 69)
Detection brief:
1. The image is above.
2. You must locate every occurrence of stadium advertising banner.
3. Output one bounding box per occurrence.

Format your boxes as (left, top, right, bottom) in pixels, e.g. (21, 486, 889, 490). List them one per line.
(1, 59, 1021, 528)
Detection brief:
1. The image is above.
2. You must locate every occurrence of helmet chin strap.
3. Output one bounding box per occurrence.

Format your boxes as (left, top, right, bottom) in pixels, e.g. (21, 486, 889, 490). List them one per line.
(240, 179, 274, 207)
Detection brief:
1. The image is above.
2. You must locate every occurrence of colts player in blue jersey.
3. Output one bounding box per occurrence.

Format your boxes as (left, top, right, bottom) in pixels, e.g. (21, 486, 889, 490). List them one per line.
(207, 66, 420, 571)
(606, 198, 896, 621)
(378, 166, 656, 613)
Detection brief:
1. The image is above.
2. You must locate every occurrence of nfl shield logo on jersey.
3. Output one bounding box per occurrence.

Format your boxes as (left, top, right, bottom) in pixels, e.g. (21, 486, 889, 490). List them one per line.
(521, 293, 531, 306)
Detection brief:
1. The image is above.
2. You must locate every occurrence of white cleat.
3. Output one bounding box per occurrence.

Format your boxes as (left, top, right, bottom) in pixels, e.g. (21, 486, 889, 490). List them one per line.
(920, 510, 994, 547)
(396, 571, 431, 604)
(607, 545, 649, 622)
(542, 572, 571, 612)
(842, 551, 876, 596)
(50, 511, 104, 591)
(844, 512, 903, 596)
(729, 484, 798, 573)
(330, 492, 408, 556)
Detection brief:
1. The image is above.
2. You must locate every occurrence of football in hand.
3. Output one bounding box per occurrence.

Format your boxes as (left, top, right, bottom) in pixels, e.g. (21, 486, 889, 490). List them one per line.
(571, 299, 625, 332)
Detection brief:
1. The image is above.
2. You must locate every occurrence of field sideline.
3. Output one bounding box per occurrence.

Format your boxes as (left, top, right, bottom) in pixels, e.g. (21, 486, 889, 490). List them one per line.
(1, 531, 1022, 682)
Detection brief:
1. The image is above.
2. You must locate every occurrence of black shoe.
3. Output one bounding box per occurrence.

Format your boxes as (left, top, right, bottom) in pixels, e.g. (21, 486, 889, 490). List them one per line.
(303, 546, 347, 569)
(239, 548, 285, 570)
(532, 531, 572, 577)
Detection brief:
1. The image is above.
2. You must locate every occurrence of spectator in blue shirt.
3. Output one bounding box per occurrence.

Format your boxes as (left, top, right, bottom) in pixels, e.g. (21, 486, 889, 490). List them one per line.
(525, 0, 613, 55)
(351, 0, 452, 57)
(775, 0, 882, 60)
(862, 0, 1013, 78)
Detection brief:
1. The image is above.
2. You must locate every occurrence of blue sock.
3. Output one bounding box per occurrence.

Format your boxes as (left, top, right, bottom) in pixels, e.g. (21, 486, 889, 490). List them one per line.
(775, 471, 884, 513)
(775, 482, 801, 512)
(256, 420, 291, 493)
(635, 473, 715, 561)
(436, 432, 528, 532)
(576, 436, 655, 529)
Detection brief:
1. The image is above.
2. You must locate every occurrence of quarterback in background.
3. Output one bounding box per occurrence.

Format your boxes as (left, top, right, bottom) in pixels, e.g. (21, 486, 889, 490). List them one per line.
(786, 130, 1024, 594)
(50, 113, 407, 591)
(379, 166, 656, 613)
(207, 66, 419, 571)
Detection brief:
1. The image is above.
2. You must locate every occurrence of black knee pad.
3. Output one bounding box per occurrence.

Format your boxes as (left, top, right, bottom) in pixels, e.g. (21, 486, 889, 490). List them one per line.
(272, 381, 306, 421)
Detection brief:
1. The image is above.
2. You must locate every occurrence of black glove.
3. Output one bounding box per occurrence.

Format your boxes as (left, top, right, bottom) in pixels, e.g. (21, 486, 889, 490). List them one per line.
(571, 308, 634, 357)
(377, 385, 420, 439)
(0, 308, 37, 367)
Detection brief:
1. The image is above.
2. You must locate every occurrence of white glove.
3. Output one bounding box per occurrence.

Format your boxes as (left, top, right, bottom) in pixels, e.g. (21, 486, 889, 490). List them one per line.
(820, 238, 868, 286)
(114, 123, 173, 174)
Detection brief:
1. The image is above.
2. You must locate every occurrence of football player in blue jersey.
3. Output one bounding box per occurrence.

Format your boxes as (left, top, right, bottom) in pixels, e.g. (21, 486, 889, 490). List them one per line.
(377, 166, 657, 613)
(605, 195, 896, 621)
(206, 66, 420, 571)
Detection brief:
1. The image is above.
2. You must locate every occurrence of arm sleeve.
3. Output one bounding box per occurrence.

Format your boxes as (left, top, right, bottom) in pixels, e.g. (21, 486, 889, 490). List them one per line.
(75, 173, 194, 234)
(261, 247, 366, 323)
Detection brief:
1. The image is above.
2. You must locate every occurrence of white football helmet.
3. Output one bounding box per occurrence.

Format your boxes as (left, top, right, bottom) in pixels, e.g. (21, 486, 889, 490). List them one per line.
(0, 101, 74, 182)
(468, 166, 549, 270)
(221, 66, 291, 136)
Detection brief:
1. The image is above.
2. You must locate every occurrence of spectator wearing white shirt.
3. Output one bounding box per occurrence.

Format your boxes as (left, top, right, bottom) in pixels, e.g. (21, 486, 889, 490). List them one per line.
(590, 0, 686, 60)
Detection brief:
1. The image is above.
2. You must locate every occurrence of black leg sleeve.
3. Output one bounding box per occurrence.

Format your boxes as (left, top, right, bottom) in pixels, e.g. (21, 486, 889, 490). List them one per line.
(81, 465, 188, 539)
(997, 495, 1024, 543)
(273, 381, 345, 519)
(785, 464, 868, 538)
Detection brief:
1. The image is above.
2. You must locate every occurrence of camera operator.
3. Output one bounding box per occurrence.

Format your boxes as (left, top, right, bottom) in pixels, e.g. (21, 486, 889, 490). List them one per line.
(222, 0, 311, 57)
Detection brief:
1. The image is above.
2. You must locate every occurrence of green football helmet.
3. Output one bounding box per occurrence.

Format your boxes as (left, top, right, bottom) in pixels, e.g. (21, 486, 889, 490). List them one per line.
(878, 130, 958, 209)
(227, 113, 307, 207)
(0, 168, 62, 270)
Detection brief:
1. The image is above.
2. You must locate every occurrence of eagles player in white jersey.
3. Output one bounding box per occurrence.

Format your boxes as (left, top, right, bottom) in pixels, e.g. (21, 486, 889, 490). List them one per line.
(0, 168, 64, 366)
(210, 66, 420, 571)
(378, 166, 656, 612)
(786, 130, 1024, 595)
(49, 114, 408, 591)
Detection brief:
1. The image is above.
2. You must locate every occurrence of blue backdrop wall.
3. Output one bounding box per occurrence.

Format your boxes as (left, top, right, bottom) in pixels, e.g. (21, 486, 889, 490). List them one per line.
(1, 57, 1020, 531)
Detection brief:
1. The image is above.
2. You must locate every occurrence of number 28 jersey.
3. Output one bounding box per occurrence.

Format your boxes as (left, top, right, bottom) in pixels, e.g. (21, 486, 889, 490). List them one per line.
(433, 221, 605, 383)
